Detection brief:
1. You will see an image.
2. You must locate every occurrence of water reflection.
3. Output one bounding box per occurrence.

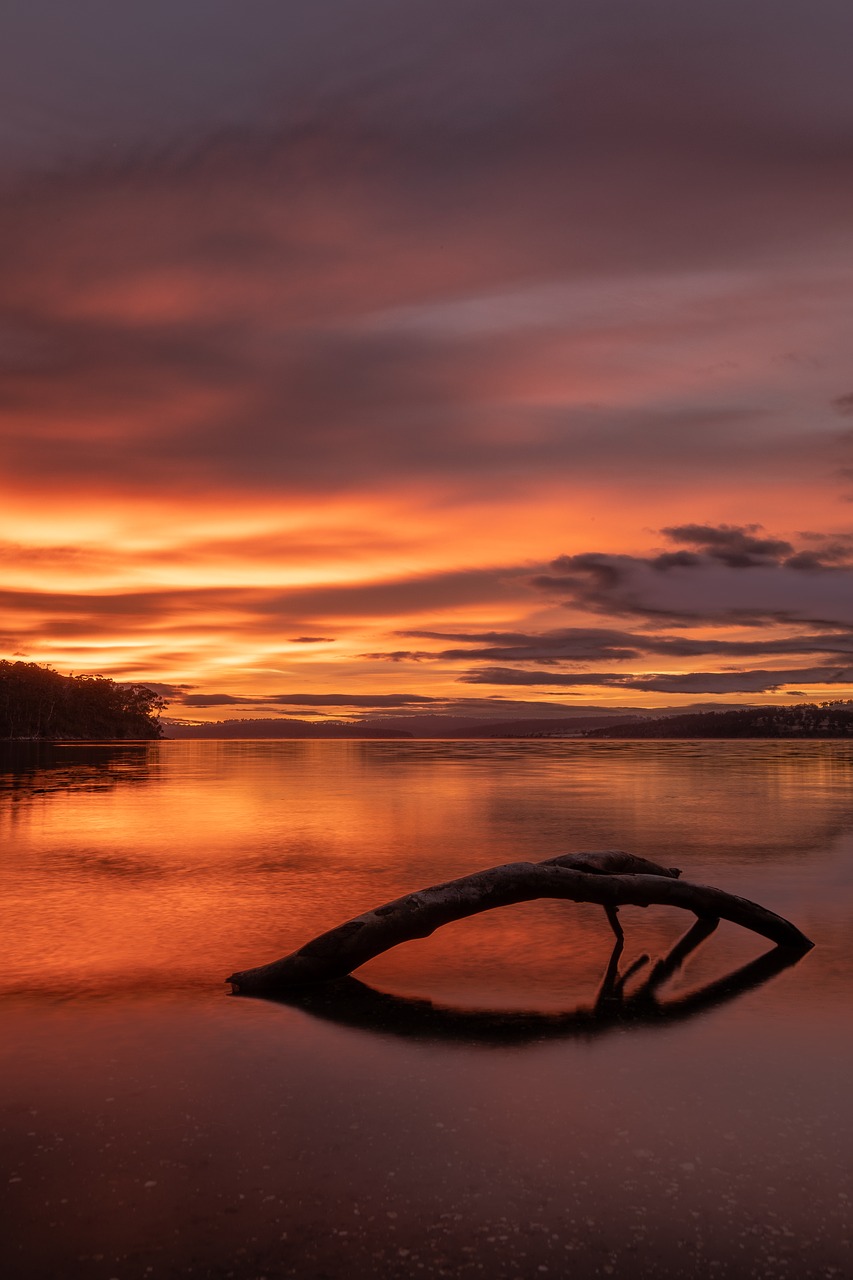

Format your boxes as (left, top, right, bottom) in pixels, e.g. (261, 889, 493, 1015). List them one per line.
(250, 929, 810, 1045)
(0, 741, 158, 805)
(0, 738, 851, 1004)
(1, 740, 850, 1280)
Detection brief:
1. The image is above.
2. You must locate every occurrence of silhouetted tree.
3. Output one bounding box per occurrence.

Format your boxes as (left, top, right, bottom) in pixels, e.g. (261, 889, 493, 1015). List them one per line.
(0, 661, 166, 740)
(586, 702, 853, 738)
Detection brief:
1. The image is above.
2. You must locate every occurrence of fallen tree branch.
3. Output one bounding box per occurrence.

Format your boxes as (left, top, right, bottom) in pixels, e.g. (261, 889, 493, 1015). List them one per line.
(226, 850, 813, 995)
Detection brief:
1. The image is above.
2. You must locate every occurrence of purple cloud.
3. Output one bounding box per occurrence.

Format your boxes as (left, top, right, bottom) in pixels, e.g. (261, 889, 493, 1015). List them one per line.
(460, 665, 853, 695)
(533, 526, 853, 627)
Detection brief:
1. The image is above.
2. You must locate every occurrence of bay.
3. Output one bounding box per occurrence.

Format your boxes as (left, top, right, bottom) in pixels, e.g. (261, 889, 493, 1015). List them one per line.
(2, 739, 851, 1278)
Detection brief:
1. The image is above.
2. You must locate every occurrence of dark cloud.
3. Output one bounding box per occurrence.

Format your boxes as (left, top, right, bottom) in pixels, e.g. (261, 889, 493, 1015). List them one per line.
(624, 668, 853, 694)
(460, 668, 630, 688)
(0, 565, 524, 640)
(791, 534, 853, 564)
(402, 629, 552, 643)
(5, 1, 853, 182)
(533, 528, 853, 627)
(661, 523, 794, 567)
(180, 694, 247, 707)
(289, 636, 335, 643)
(177, 693, 642, 723)
(372, 624, 853, 665)
(3, 280, 832, 499)
(460, 665, 853, 694)
(136, 682, 194, 697)
(785, 552, 836, 571)
(1, 2, 852, 503)
(180, 692, 437, 709)
(256, 568, 527, 619)
(0, 540, 103, 565)
(362, 650, 431, 663)
(372, 627, 645, 663)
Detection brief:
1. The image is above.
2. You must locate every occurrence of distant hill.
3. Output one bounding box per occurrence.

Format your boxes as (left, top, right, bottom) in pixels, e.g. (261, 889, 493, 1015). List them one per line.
(0, 660, 165, 740)
(435, 705, 754, 738)
(355, 704, 743, 739)
(585, 703, 853, 739)
(162, 714, 640, 740)
(163, 704, 746, 739)
(444, 714, 648, 737)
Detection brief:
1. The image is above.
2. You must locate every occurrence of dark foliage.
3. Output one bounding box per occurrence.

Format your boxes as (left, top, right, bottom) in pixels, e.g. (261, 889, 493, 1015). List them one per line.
(586, 702, 853, 738)
(0, 661, 166, 740)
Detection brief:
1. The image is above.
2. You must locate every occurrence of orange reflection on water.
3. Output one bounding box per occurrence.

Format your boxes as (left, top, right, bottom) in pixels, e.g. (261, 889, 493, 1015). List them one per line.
(2, 739, 850, 1010)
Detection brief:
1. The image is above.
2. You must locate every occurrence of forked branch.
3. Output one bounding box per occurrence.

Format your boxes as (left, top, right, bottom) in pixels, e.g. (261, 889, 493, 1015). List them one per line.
(226, 850, 813, 995)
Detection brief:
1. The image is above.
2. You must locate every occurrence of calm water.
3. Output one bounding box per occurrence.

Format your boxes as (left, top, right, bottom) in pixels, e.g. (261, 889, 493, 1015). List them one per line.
(2, 739, 852, 1279)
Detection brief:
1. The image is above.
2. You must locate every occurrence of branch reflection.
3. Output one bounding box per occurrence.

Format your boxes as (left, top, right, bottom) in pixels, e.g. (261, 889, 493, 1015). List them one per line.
(242, 921, 811, 1046)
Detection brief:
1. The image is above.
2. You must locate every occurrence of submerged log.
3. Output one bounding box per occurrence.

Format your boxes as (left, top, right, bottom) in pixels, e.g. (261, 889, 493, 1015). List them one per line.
(226, 849, 813, 995)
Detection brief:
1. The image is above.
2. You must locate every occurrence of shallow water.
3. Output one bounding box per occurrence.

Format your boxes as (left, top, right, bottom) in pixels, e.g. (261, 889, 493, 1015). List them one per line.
(2, 739, 852, 1278)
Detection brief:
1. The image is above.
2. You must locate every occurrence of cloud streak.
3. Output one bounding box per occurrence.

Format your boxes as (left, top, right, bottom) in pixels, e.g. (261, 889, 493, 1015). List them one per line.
(181, 692, 437, 709)
(385, 624, 853, 664)
(460, 666, 853, 695)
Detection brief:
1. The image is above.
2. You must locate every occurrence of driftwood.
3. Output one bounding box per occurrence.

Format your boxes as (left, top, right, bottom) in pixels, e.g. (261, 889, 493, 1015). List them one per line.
(226, 850, 813, 995)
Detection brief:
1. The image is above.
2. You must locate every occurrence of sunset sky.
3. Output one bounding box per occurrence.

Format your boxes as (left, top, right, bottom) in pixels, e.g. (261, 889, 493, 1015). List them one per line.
(2, 0, 853, 723)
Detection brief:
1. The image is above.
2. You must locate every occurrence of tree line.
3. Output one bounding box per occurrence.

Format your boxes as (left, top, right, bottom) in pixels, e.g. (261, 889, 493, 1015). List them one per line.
(0, 660, 166, 740)
(585, 702, 853, 738)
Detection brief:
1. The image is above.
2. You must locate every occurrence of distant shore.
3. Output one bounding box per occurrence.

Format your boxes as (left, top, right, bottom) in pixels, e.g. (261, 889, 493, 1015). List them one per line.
(161, 701, 853, 740)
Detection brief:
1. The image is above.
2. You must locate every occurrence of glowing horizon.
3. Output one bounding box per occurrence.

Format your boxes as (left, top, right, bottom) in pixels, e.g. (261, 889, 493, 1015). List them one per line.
(2, 3, 853, 723)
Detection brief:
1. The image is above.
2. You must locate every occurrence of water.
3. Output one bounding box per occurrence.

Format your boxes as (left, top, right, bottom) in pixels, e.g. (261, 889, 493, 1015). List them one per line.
(2, 739, 851, 1278)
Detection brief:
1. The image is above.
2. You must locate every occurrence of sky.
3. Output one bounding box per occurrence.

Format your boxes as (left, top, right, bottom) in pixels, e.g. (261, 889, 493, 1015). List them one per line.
(2, 0, 853, 724)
